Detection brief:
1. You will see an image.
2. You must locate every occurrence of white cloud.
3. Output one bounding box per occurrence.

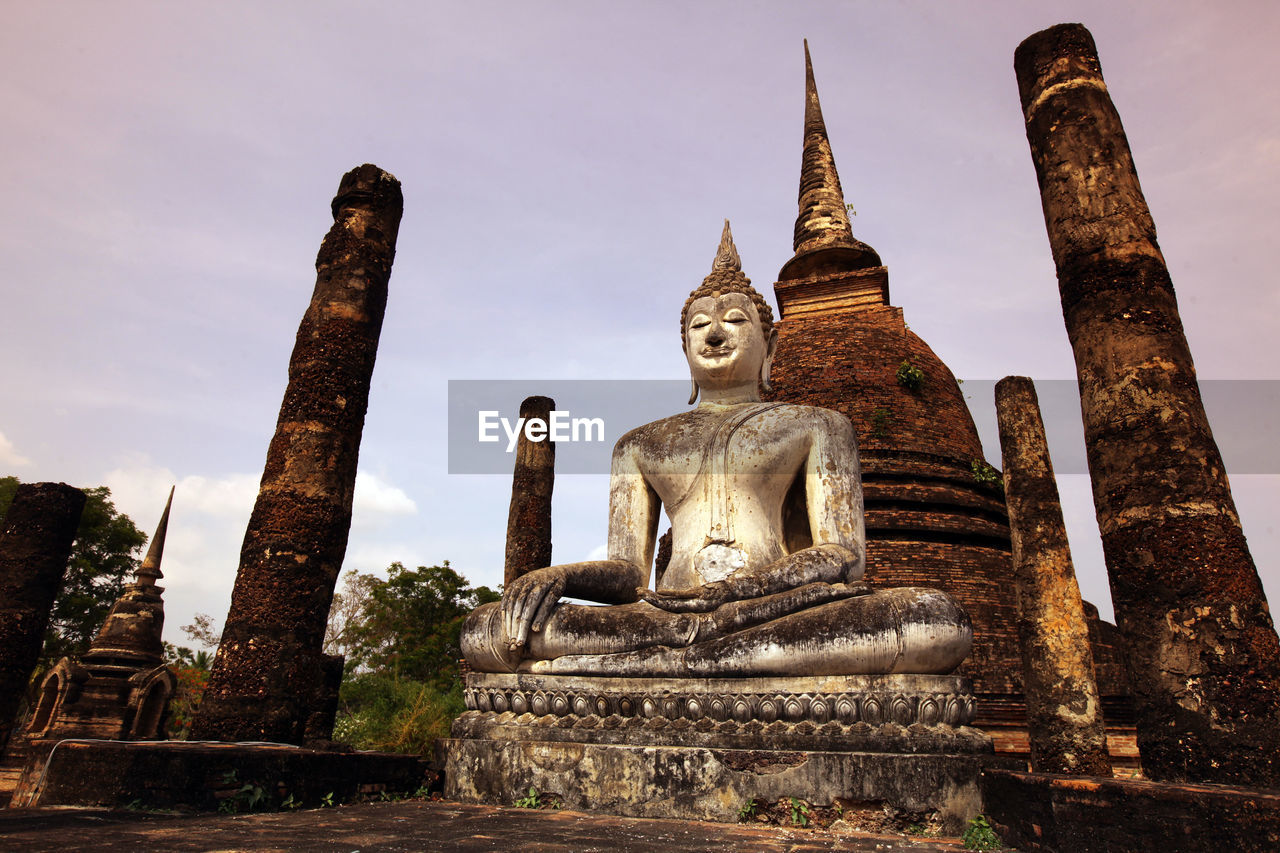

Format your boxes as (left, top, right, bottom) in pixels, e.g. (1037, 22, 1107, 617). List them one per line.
(0, 431, 31, 467)
(96, 460, 422, 645)
(352, 470, 418, 526)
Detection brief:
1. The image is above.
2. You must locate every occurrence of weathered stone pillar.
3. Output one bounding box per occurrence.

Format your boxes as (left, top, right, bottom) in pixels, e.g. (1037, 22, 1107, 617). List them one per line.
(504, 395, 555, 586)
(191, 164, 403, 744)
(0, 483, 86, 753)
(995, 376, 1112, 777)
(1015, 23, 1280, 785)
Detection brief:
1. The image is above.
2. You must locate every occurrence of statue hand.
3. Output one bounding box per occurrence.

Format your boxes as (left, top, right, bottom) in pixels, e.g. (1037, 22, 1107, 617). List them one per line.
(502, 567, 566, 650)
(639, 580, 736, 613)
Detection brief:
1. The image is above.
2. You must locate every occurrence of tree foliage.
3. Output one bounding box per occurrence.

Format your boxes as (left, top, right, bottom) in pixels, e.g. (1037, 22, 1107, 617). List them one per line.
(331, 561, 498, 753)
(0, 476, 147, 665)
(163, 612, 222, 739)
(343, 561, 499, 691)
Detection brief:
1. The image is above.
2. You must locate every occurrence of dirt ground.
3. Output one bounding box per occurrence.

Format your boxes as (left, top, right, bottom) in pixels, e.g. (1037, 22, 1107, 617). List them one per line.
(0, 798, 977, 852)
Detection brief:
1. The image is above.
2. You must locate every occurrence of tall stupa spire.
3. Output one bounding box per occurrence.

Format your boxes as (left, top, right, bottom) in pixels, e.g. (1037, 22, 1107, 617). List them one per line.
(782, 40, 881, 280)
(137, 485, 174, 587)
(82, 488, 173, 666)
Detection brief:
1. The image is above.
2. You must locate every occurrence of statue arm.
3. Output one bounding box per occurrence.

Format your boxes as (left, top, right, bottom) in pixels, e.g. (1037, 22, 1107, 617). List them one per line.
(501, 438, 656, 648)
(803, 407, 866, 581)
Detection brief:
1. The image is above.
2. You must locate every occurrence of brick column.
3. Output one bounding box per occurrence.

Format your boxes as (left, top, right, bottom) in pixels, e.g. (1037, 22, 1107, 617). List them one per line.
(0, 483, 85, 753)
(996, 376, 1112, 776)
(192, 165, 403, 744)
(504, 395, 555, 587)
(1015, 23, 1280, 784)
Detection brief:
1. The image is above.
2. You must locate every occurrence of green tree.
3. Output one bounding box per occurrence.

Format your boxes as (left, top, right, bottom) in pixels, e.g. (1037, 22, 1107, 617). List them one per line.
(345, 561, 499, 691)
(333, 561, 498, 754)
(163, 613, 221, 739)
(0, 476, 147, 666)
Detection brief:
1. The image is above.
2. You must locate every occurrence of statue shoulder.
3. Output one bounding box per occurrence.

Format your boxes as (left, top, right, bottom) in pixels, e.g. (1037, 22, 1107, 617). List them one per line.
(611, 412, 687, 458)
(767, 402, 855, 437)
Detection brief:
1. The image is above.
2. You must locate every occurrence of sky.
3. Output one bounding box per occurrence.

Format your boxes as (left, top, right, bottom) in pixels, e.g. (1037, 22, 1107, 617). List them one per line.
(2, 1, 1277, 648)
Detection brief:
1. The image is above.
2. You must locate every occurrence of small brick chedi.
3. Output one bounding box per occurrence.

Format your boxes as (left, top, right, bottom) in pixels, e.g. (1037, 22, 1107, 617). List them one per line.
(761, 43, 1130, 752)
(448, 220, 1011, 823)
(23, 489, 177, 744)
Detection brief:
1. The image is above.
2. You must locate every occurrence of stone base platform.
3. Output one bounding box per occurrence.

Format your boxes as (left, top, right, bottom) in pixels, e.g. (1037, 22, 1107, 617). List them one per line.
(445, 673, 1019, 827)
(9, 739, 428, 810)
(982, 768, 1280, 853)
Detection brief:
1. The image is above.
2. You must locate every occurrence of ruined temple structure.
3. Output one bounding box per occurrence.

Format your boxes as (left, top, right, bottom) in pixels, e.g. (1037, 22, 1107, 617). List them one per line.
(1015, 23, 1280, 787)
(192, 164, 403, 745)
(763, 43, 1132, 759)
(996, 377, 1112, 778)
(504, 395, 555, 587)
(22, 488, 177, 745)
(0, 482, 86, 755)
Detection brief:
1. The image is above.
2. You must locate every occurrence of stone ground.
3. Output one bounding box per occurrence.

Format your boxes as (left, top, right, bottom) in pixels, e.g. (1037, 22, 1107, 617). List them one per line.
(0, 799, 982, 851)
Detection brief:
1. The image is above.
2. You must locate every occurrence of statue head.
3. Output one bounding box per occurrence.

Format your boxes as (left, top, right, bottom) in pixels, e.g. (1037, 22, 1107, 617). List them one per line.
(682, 221, 777, 404)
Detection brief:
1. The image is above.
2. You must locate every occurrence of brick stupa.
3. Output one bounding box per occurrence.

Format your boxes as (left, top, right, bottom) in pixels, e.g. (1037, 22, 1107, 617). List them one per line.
(764, 43, 1131, 756)
(23, 488, 176, 742)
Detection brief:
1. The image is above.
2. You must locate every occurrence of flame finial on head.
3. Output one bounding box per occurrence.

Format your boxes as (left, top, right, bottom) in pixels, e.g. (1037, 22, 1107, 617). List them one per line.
(681, 220, 774, 349)
(710, 219, 742, 273)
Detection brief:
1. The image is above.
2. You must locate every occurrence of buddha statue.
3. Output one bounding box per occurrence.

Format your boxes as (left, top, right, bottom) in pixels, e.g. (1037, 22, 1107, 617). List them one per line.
(461, 222, 971, 678)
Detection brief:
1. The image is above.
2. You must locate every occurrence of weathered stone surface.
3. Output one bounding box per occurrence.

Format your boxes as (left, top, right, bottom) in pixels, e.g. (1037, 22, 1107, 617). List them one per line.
(1015, 23, 1280, 785)
(9, 740, 426, 810)
(464, 673, 978, 727)
(983, 768, 1280, 853)
(191, 164, 403, 744)
(995, 376, 1111, 777)
(446, 672, 1011, 829)
(0, 482, 85, 753)
(444, 738, 1016, 831)
(504, 395, 555, 587)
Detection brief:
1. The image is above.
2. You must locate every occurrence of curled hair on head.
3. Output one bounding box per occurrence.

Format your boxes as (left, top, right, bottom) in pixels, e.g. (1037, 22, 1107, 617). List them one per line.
(680, 270, 775, 350)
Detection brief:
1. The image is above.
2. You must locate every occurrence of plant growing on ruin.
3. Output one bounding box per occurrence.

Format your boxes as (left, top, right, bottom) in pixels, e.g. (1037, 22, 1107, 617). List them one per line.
(789, 797, 812, 828)
(514, 786, 543, 809)
(962, 815, 1002, 850)
(895, 360, 925, 392)
(869, 407, 892, 439)
(970, 460, 1003, 488)
(216, 770, 267, 814)
(737, 798, 758, 821)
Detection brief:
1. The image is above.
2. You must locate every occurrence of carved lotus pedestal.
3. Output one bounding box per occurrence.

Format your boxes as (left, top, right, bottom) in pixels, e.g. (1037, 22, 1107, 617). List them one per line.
(443, 672, 1019, 827)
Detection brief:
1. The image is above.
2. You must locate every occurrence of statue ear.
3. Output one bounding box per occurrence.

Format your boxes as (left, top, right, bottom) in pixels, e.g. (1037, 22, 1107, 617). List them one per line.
(759, 327, 779, 394)
(688, 378, 700, 405)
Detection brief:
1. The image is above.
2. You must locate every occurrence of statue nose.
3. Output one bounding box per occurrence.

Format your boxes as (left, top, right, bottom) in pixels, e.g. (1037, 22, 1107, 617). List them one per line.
(706, 325, 726, 345)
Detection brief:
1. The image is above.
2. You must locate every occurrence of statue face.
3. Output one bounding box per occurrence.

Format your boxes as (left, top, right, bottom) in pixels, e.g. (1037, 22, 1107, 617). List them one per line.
(684, 293, 771, 392)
